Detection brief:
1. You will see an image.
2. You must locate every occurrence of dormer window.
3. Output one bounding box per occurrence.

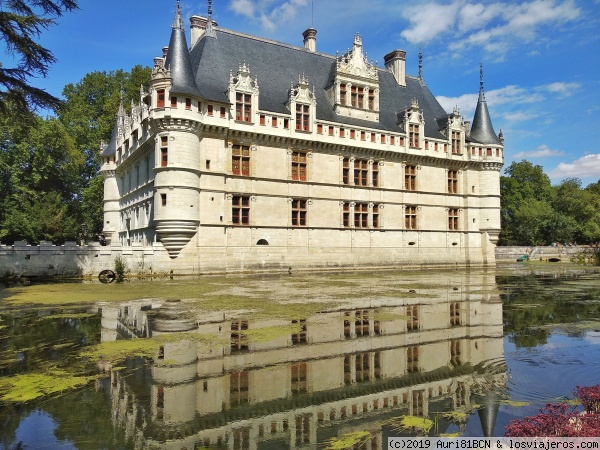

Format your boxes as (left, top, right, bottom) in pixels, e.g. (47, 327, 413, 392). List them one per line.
(329, 34, 380, 122)
(296, 104, 310, 131)
(228, 63, 259, 124)
(451, 131, 461, 154)
(236, 93, 252, 122)
(409, 124, 420, 148)
(289, 74, 316, 133)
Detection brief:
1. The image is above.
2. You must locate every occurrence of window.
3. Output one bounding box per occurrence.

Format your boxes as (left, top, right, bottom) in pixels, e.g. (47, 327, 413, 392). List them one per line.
(451, 340, 462, 366)
(405, 165, 416, 190)
(354, 203, 368, 228)
(291, 319, 307, 344)
(390, 136, 395, 145)
(407, 346, 419, 373)
(448, 170, 458, 194)
(343, 202, 350, 228)
(354, 159, 368, 186)
(197, 101, 202, 112)
(291, 363, 307, 394)
(160, 136, 168, 167)
(355, 310, 369, 337)
(450, 302, 461, 326)
(235, 93, 252, 122)
(207, 104, 213, 116)
(340, 127, 345, 138)
(317, 124, 323, 134)
(405, 206, 417, 230)
(343, 158, 350, 185)
(232, 145, 250, 176)
(284, 118, 289, 129)
(271, 116, 277, 127)
(360, 131, 365, 140)
(370, 133, 376, 143)
(230, 370, 249, 406)
(259, 114, 265, 125)
(295, 413, 311, 445)
(372, 162, 379, 187)
(451, 131, 461, 154)
(448, 208, 459, 230)
(232, 196, 250, 225)
(231, 320, 249, 352)
(368, 89, 375, 110)
(185, 98, 191, 109)
(340, 83, 347, 105)
(291, 199, 307, 226)
(373, 204, 380, 228)
(350, 129, 355, 139)
(220, 106, 226, 118)
(407, 305, 419, 332)
(409, 124, 419, 148)
(170, 96, 177, 108)
(291, 151, 307, 181)
(296, 104, 310, 131)
(160, 193, 167, 207)
(156, 89, 165, 108)
(328, 126, 334, 136)
(412, 390, 424, 416)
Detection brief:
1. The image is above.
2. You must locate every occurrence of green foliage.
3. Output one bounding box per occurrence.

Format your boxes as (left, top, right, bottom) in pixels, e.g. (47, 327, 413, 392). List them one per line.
(500, 161, 600, 245)
(114, 255, 126, 282)
(0, 0, 79, 118)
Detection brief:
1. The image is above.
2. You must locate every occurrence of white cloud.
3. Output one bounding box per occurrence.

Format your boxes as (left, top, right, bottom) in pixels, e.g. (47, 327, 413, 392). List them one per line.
(548, 154, 600, 179)
(228, 0, 308, 31)
(230, 0, 256, 19)
(401, 0, 580, 56)
(514, 144, 565, 158)
(538, 82, 581, 96)
(502, 110, 541, 122)
(401, 2, 462, 43)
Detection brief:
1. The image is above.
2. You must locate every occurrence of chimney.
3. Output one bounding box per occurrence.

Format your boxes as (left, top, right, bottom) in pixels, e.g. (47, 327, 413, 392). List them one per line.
(190, 15, 218, 47)
(302, 28, 317, 52)
(384, 49, 406, 86)
(162, 46, 169, 58)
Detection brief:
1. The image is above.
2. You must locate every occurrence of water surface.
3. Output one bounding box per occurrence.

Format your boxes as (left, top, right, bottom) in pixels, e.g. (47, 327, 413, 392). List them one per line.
(1, 264, 599, 448)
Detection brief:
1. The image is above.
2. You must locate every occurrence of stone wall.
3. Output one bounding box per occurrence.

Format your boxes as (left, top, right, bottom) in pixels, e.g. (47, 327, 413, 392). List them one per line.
(1, 242, 591, 278)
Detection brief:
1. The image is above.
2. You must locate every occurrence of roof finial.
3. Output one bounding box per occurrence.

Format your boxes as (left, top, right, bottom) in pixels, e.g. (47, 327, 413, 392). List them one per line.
(418, 45, 423, 80)
(205, 0, 216, 38)
(172, 0, 183, 30)
(480, 62, 485, 97)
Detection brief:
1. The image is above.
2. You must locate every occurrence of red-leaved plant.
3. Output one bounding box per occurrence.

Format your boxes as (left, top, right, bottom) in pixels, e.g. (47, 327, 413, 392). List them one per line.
(505, 385, 600, 437)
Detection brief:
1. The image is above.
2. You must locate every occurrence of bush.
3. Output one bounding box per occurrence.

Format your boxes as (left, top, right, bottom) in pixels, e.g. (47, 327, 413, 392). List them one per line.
(505, 385, 600, 437)
(114, 255, 126, 282)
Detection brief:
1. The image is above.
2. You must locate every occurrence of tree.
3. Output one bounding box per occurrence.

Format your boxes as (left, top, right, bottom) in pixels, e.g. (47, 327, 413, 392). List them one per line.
(0, 0, 79, 118)
(59, 65, 152, 181)
(0, 115, 83, 243)
(500, 161, 554, 245)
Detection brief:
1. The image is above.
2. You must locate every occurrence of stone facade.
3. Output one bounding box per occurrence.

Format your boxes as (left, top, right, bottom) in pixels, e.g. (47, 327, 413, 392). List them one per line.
(97, 1, 504, 274)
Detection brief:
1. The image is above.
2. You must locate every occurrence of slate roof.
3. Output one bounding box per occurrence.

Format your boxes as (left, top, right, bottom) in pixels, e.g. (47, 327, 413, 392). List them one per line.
(189, 29, 451, 139)
(101, 122, 118, 157)
(165, 19, 202, 98)
(469, 89, 501, 145)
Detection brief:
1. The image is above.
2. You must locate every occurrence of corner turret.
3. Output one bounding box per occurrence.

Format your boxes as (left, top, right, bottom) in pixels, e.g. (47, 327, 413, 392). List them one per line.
(469, 64, 501, 145)
(164, 0, 201, 98)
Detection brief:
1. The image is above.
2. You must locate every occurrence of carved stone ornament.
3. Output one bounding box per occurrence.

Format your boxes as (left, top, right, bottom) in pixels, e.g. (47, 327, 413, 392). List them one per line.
(229, 62, 259, 94)
(289, 74, 316, 106)
(336, 34, 378, 81)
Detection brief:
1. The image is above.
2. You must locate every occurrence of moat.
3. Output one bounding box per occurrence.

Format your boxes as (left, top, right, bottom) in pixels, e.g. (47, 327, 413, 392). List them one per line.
(1, 263, 599, 449)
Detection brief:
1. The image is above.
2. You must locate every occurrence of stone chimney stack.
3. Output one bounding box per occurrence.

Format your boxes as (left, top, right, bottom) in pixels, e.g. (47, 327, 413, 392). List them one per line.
(190, 16, 218, 47)
(303, 28, 317, 52)
(162, 46, 169, 58)
(384, 49, 406, 86)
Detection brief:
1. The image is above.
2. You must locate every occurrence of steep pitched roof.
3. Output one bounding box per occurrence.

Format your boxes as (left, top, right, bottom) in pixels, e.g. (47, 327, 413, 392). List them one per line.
(164, 1, 201, 98)
(190, 28, 449, 139)
(469, 65, 501, 145)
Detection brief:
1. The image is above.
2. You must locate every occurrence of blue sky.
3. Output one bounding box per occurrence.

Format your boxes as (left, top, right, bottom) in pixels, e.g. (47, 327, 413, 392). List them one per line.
(32, 0, 600, 186)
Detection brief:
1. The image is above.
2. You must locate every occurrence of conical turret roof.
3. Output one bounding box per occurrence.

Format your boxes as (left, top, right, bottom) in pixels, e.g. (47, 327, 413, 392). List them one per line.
(470, 64, 501, 145)
(164, 1, 201, 98)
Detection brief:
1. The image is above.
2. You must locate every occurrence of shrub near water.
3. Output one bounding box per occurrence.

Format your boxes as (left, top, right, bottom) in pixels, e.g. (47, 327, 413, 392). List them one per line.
(505, 385, 600, 436)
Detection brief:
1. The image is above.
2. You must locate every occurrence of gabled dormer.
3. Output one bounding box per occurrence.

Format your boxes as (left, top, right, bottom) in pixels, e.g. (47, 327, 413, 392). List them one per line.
(444, 106, 467, 155)
(400, 99, 425, 149)
(288, 75, 316, 133)
(228, 63, 259, 123)
(328, 34, 380, 122)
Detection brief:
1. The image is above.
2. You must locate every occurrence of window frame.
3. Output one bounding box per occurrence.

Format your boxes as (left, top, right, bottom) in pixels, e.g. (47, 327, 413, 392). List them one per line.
(232, 144, 250, 177)
(291, 199, 307, 226)
(235, 92, 252, 122)
(291, 151, 307, 181)
(232, 195, 250, 225)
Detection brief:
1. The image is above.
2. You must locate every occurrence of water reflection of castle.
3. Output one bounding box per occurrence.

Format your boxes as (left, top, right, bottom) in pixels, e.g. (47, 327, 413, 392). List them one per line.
(99, 277, 506, 449)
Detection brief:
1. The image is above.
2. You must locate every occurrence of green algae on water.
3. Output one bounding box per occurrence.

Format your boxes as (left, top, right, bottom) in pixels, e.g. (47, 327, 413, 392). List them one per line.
(0, 369, 94, 403)
(323, 431, 373, 450)
(387, 415, 434, 434)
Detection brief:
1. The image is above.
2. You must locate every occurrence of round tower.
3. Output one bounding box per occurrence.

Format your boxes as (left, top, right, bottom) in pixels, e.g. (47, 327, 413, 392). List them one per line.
(149, 0, 203, 258)
(99, 130, 120, 245)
